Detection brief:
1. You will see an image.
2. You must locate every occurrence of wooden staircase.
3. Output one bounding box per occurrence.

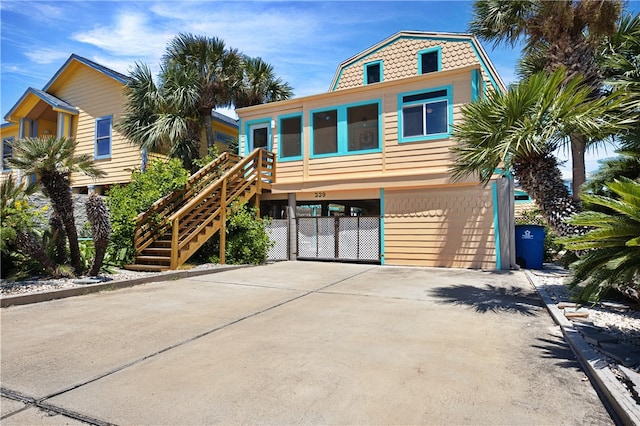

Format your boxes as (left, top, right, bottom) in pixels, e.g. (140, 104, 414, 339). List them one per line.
(125, 149, 275, 272)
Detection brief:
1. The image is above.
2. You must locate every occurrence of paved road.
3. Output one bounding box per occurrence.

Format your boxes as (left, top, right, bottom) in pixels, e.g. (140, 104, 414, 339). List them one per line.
(1, 262, 612, 425)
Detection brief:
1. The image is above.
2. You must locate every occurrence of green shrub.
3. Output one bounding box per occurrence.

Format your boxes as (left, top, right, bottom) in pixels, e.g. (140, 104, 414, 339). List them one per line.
(106, 159, 189, 266)
(0, 178, 45, 278)
(561, 178, 640, 303)
(194, 201, 273, 265)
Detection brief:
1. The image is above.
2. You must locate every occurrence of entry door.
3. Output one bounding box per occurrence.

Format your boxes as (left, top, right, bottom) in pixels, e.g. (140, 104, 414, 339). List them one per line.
(249, 123, 270, 151)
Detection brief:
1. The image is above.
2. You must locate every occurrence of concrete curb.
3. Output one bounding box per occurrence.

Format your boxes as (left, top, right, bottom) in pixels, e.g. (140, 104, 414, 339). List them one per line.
(525, 270, 640, 426)
(0, 265, 252, 308)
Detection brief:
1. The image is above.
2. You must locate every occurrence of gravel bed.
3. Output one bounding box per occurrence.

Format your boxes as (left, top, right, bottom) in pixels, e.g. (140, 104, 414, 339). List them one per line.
(0, 263, 225, 297)
(534, 270, 640, 349)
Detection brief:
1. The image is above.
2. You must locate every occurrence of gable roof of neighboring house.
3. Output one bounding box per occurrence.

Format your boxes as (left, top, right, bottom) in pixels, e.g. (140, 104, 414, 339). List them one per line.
(212, 110, 239, 128)
(4, 54, 130, 124)
(43, 53, 130, 91)
(329, 30, 506, 92)
(4, 87, 78, 122)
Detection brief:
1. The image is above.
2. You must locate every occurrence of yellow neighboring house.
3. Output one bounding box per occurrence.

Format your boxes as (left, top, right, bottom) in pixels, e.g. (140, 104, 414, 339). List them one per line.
(237, 31, 514, 270)
(1, 54, 239, 194)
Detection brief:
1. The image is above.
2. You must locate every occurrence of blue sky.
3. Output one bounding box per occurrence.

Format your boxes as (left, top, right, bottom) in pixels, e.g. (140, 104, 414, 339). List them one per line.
(2, 0, 639, 177)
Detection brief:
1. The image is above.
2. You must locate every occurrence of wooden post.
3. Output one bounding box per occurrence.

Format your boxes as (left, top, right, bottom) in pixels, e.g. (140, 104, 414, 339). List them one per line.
(170, 218, 179, 270)
(219, 178, 227, 265)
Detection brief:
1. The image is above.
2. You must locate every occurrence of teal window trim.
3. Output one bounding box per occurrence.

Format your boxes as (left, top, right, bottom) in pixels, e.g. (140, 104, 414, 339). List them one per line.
(397, 85, 453, 143)
(492, 181, 502, 270)
(417, 46, 442, 74)
(2, 136, 13, 171)
(244, 118, 272, 156)
(364, 60, 383, 85)
(94, 115, 112, 160)
(309, 99, 383, 159)
(278, 112, 303, 162)
(237, 118, 243, 155)
(380, 188, 385, 265)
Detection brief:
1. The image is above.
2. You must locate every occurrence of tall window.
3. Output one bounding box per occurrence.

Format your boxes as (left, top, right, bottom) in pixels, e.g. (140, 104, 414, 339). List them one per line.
(312, 110, 338, 155)
(399, 87, 450, 142)
(95, 116, 112, 159)
(365, 61, 382, 85)
(279, 115, 302, 159)
(2, 137, 13, 170)
(419, 48, 440, 74)
(347, 103, 379, 151)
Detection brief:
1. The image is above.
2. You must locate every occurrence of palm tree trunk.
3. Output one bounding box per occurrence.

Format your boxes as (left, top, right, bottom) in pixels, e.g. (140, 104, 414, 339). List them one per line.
(513, 151, 584, 237)
(203, 113, 215, 154)
(570, 134, 587, 201)
(16, 231, 57, 276)
(49, 211, 67, 265)
(41, 171, 83, 274)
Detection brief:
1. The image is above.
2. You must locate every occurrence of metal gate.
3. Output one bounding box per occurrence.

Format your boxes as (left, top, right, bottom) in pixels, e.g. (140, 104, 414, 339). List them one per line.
(297, 216, 380, 262)
(266, 219, 289, 261)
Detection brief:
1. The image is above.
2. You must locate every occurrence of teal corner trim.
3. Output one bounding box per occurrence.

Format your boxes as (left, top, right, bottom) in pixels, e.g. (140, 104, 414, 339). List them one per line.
(380, 188, 385, 265)
(492, 182, 502, 270)
(471, 69, 479, 102)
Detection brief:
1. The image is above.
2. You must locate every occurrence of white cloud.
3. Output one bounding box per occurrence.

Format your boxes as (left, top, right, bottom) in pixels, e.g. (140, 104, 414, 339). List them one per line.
(24, 48, 70, 65)
(71, 11, 172, 58)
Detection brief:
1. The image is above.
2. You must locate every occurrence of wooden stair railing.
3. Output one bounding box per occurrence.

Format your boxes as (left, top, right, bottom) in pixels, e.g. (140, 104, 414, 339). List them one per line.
(125, 149, 275, 271)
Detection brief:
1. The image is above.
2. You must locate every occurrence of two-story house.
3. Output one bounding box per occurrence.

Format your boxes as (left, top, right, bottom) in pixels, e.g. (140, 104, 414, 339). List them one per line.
(1, 54, 239, 194)
(237, 31, 515, 270)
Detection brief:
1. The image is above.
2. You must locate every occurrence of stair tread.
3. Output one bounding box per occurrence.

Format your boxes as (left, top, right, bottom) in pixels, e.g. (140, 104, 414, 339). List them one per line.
(123, 264, 169, 272)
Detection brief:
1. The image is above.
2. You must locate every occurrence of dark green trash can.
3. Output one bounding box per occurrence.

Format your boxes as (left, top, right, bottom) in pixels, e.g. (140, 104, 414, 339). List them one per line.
(515, 225, 545, 269)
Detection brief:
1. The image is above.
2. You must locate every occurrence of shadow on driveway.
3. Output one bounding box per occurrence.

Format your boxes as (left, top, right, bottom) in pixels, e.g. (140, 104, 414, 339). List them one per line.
(430, 284, 542, 315)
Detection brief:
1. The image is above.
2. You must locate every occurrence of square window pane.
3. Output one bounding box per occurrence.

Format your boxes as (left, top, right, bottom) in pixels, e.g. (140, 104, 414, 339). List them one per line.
(313, 110, 337, 155)
(366, 63, 381, 84)
(96, 138, 110, 157)
(348, 103, 378, 151)
(421, 51, 438, 74)
(402, 105, 424, 138)
(425, 100, 447, 134)
(252, 126, 268, 149)
(97, 118, 111, 138)
(280, 116, 301, 158)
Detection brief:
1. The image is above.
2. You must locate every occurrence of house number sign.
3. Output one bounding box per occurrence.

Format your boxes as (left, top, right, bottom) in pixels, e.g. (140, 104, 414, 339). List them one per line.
(314, 192, 326, 198)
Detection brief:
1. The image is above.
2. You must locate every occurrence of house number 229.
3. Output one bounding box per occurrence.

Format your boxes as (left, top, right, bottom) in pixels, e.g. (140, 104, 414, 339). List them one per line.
(314, 192, 326, 198)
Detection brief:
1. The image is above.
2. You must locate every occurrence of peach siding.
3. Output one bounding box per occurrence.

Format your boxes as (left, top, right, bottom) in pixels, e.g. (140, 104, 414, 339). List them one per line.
(239, 67, 477, 191)
(51, 66, 140, 188)
(384, 185, 496, 268)
(334, 37, 493, 93)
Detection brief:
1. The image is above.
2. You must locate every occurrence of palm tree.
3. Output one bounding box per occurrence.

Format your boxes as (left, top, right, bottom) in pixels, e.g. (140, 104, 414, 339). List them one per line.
(118, 62, 202, 171)
(7, 136, 105, 274)
(233, 56, 294, 108)
(469, 0, 623, 198)
(163, 33, 243, 152)
(561, 178, 640, 303)
(451, 69, 623, 236)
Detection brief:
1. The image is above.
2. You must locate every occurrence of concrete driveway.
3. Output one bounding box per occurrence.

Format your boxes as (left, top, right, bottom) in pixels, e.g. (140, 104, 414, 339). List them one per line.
(1, 261, 612, 425)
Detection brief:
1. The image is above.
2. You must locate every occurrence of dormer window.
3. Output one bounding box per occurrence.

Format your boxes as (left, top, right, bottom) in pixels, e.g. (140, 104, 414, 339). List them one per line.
(364, 61, 383, 85)
(418, 47, 441, 74)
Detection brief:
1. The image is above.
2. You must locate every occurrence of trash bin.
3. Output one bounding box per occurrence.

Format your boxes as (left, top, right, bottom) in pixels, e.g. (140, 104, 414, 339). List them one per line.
(515, 224, 545, 269)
